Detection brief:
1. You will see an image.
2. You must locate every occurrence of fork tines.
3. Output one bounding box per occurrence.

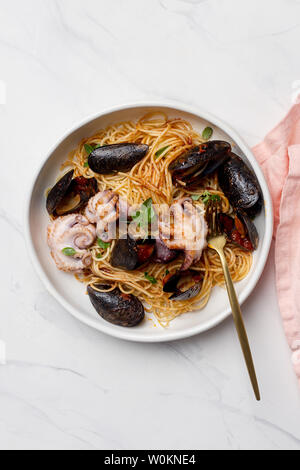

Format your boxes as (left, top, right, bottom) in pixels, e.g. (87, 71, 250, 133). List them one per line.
(206, 200, 223, 238)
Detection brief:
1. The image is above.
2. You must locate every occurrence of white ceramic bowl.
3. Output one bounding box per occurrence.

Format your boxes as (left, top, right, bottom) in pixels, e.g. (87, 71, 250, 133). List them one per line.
(25, 101, 273, 342)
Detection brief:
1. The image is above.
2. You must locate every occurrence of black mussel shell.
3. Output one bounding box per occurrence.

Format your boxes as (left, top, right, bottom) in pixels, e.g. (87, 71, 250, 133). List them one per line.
(46, 170, 74, 215)
(163, 273, 182, 293)
(110, 237, 139, 271)
(46, 171, 98, 216)
(169, 141, 231, 173)
(88, 285, 145, 327)
(218, 153, 263, 216)
(236, 210, 259, 250)
(55, 176, 98, 216)
(169, 147, 205, 176)
(187, 153, 230, 189)
(154, 238, 179, 264)
(169, 141, 231, 187)
(246, 197, 263, 219)
(169, 284, 202, 301)
(111, 237, 155, 271)
(163, 271, 203, 301)
(88, 143, 149, 175)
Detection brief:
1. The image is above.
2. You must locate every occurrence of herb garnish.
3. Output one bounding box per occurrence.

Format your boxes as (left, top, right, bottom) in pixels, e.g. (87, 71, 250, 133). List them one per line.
(62, 247, 77, 256)
(202, 127, 213, 141)
(84, 144, 95, 156)
(97, 238, 111, 250)
(132, 198, 156, 237)
(155, 146, 169, 159)
(191, 194, 201, 201)
(200, 191, 221, 205)
(144, 273, 158, 285)
(84, 144, 102, 166)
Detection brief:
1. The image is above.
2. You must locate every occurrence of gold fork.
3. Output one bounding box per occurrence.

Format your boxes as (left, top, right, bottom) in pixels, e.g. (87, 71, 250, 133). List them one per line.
(206, 200, 261, 401)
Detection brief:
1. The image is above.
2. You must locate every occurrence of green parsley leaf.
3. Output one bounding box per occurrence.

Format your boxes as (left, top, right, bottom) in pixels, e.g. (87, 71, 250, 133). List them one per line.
(84, 144, 95, 156)
(132, 199, 156, 236)
(84, 143, 102, 156)
(201, 191, 221, 205)
(62, 247, 77, 256)
(96, 253, 102, 259)
(165, 270, 170, 276)
(155, 146, 169, 159)
(191, 194, 201, 201)
(202, 127, 213, 140)
(84, 144, 102, 167)
(97, 238, 111, 250)
(144, 273, 157, 285)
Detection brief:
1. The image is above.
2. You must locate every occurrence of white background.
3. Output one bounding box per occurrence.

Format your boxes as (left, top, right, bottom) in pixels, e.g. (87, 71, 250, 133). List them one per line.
(1, 0, 300, 450)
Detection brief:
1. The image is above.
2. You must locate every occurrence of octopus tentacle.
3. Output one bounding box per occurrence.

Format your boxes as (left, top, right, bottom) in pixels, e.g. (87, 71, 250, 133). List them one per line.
(85, 190, 129, 242)
(47, 214, 96, 273)
(160, 197, 208, 271)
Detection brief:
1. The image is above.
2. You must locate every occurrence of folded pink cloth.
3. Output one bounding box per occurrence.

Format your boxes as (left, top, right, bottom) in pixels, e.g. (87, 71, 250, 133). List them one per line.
(252, 100, 300, 385)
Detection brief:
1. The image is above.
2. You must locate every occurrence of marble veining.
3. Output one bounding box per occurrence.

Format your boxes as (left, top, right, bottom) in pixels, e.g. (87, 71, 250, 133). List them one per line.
(1, 0, 300, 450)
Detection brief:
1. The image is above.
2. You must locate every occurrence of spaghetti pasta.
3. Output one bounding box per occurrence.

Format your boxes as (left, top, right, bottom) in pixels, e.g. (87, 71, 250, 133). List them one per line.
(62, 112, 252, 326)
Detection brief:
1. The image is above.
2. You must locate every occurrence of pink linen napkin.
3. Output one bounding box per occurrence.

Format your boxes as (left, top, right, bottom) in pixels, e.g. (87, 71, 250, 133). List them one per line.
(252, 100, 300, 385)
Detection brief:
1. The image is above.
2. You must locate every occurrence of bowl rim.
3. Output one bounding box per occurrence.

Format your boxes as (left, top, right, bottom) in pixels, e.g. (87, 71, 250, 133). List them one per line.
(24, 100, 274, 343)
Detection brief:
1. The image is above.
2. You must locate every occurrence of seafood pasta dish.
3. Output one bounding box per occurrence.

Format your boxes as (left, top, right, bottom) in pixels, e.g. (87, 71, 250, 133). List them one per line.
(46, 113, 262, 328)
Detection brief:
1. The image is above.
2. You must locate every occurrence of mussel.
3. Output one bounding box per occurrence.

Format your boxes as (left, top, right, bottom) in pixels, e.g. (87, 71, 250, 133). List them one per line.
(46, 170, 98, 216)
(110, 237, 155, 271)
(219, 211, 258, 251)
(163, 272, 181, 293)
(236, 210, 259, 249)
(163, 271, 203, 301)
(218, 154, 263, 217)
(169, 141, 231, 188)
(88, 143, 149, 175)
(88, 284, 145, 327)
(169, 284, 202, 301)
(46, 170, 74, 215)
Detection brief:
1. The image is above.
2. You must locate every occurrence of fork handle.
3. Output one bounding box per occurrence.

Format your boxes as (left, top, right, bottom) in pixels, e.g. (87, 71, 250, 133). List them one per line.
(217, 248, 261, 401)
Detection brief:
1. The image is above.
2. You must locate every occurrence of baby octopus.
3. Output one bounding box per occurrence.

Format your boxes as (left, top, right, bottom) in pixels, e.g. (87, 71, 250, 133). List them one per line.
(85, 190, 128, 243)
(47, 214, 96, 273)
(159, 197, 208, 271)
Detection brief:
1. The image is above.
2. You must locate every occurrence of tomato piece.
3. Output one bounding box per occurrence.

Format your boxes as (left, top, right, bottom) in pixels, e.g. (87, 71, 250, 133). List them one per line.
(137, 244, 155, 264)
(231, 230, 254, 251)
(219, 214, 235, 235)
(241, 238, 254, 252)
(235, 216, 246, 238)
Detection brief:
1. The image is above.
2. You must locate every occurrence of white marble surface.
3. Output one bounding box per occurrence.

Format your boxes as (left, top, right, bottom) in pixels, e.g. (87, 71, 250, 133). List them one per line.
(1, 0, 300, 451)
